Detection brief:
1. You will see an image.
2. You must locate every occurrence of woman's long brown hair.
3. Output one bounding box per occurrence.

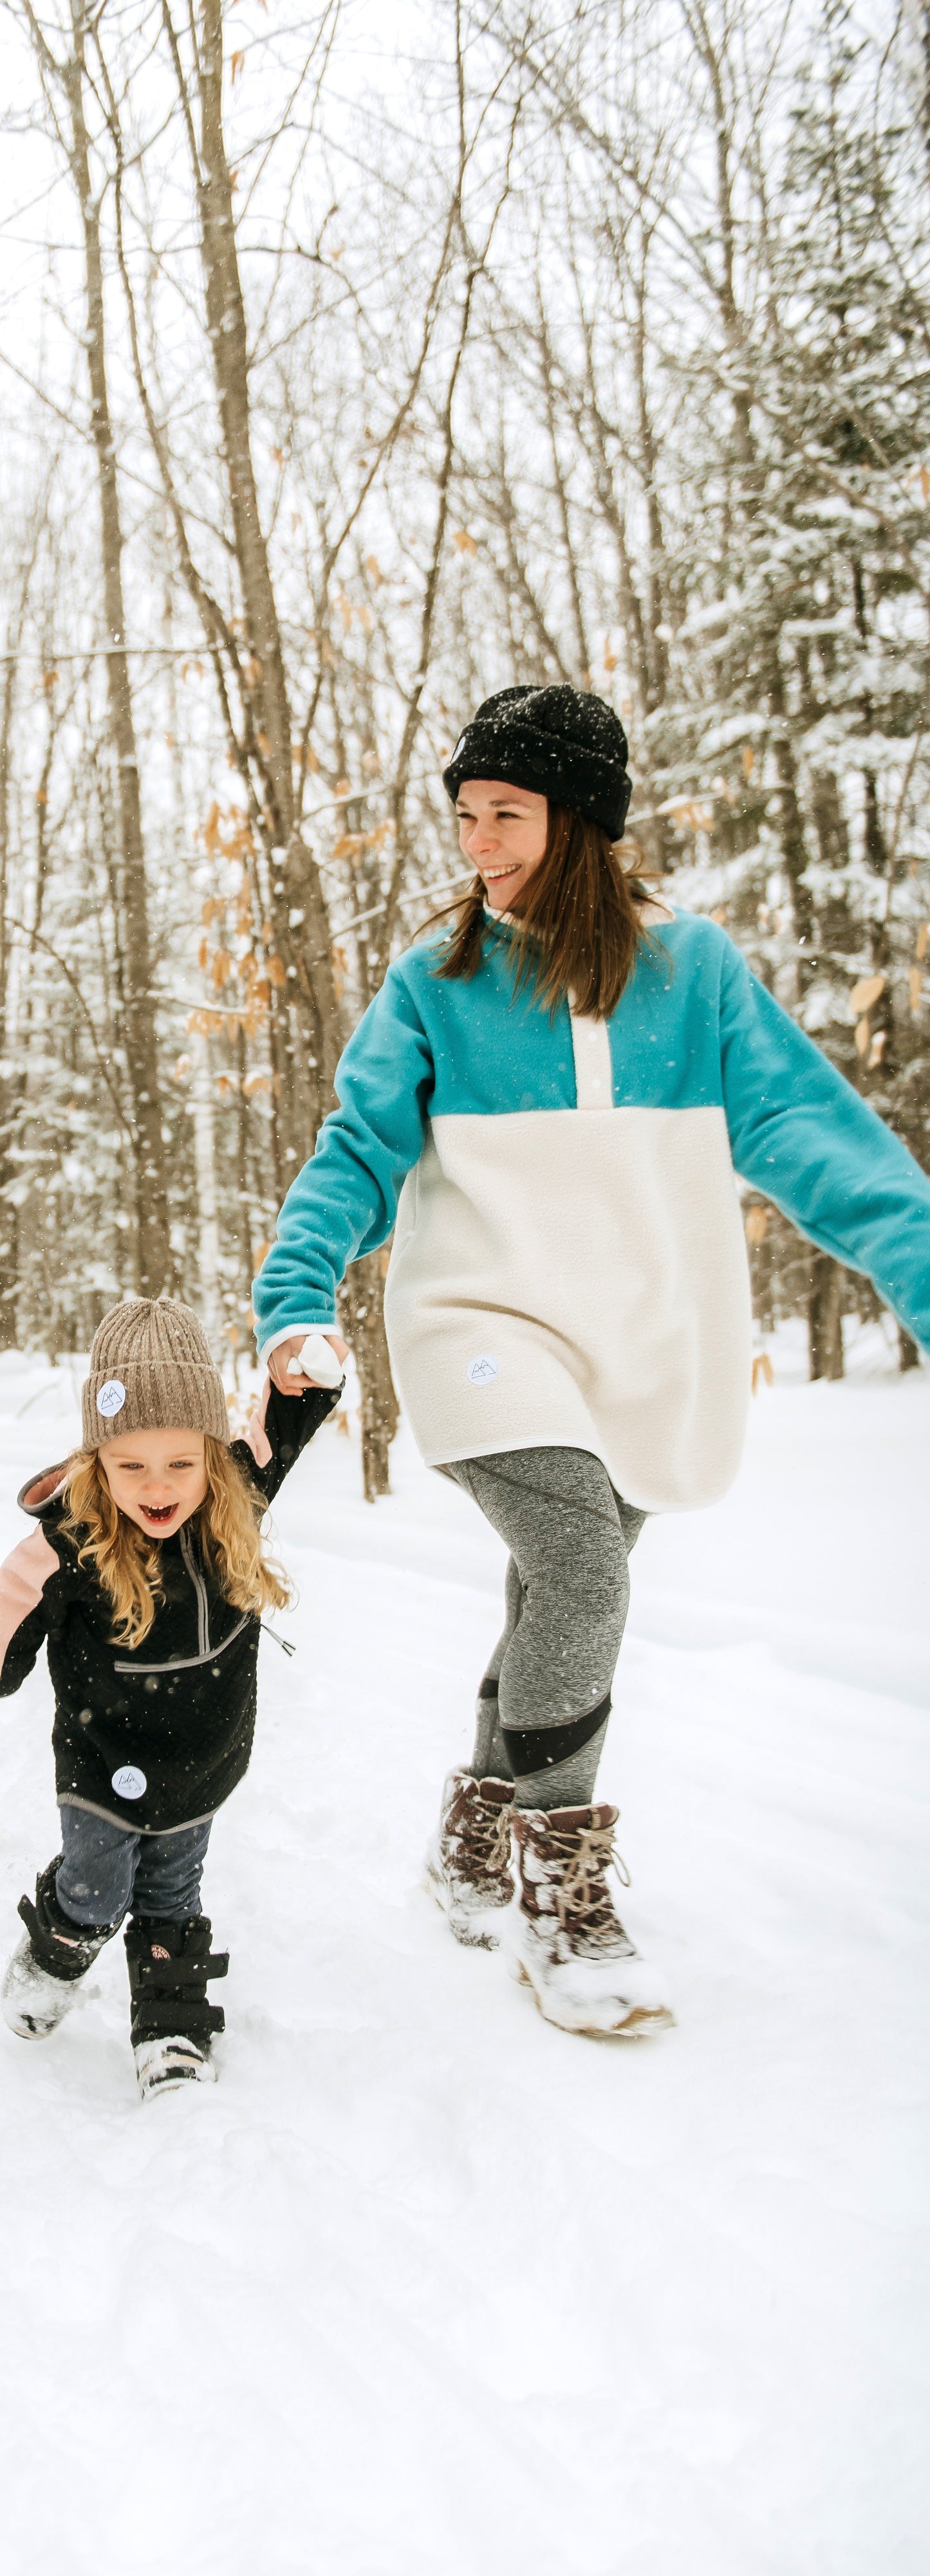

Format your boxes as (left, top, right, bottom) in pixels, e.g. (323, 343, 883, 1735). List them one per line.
(431, 804, 653, 1019)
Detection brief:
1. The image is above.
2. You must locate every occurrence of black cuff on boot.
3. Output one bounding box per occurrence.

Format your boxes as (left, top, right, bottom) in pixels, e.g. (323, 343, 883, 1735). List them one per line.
(125, 1915, 229, 2048)
(17, 1858, 116, 1983)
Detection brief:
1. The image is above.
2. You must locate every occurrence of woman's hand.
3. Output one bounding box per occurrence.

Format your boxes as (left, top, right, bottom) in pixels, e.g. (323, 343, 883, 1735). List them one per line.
(267, 1332, 349, 1395)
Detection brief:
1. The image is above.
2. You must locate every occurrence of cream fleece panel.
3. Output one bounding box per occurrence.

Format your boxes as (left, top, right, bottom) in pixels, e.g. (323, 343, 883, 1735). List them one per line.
(570, 1013, 613, 1111)
(0, 1525, 59, 1676)
(385, 1102, 752, 1511)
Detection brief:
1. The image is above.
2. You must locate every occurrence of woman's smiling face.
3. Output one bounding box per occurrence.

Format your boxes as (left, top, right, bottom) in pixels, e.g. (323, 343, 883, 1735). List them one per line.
(98, 1429, 209, 1537)
(455, 779, 548, 911)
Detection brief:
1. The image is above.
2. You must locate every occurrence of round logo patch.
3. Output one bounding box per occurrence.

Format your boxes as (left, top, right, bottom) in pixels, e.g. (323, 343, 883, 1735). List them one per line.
(111, 1764, 147, 1801)
(466, 1354, 499, 1388)
(96, 1379, 126, 1418)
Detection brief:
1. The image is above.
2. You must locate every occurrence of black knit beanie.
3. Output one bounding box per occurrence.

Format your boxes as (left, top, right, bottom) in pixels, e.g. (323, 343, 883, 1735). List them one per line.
(442, 684, 633, 840)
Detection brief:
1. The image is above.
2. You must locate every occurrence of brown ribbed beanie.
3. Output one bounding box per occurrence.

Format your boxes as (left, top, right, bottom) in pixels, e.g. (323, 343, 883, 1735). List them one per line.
(82, 1299, 230, 1449)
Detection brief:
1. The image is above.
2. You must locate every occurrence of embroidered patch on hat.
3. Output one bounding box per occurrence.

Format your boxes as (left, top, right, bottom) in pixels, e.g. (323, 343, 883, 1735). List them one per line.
(466, 1354, 499, 1386)
(111, 1764, 147, 1800)
(96, 1379, 126, 1417)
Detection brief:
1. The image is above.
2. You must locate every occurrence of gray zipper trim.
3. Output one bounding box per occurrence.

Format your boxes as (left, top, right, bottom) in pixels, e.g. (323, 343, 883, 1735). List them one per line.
(180, 1524, 209, 1656)
(113, 1612, 251, 1677)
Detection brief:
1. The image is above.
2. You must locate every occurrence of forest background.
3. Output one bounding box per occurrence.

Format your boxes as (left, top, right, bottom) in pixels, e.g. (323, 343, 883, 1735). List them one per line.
(1, 0, 927, 1498)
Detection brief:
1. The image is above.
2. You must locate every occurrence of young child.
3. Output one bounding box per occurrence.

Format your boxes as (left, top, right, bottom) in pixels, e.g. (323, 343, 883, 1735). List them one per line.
(0, 1297, 340, 2098)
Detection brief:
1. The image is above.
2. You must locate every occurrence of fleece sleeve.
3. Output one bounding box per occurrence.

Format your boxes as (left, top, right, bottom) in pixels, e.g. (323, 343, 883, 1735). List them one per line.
(0, 1526, 59, 1697)
(719, 942, 930, 1349)
(252, 962, 435, 1354)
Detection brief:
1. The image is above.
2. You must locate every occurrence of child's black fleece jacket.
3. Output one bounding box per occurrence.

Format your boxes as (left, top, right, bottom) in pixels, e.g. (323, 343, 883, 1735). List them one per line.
(0, 1379, 337, 1835)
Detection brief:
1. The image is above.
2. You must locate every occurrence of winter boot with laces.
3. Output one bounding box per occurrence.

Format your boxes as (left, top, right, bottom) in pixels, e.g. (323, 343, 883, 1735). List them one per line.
(2, 1859, 114, 2041)
(509, 1803, 673, 2037)
(424, 1771, 516, 1948)
(126, 1915, 228, 2101)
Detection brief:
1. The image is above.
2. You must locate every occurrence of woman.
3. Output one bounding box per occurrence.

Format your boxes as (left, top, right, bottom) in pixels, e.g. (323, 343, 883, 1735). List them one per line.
(253, 685, 930, 2038)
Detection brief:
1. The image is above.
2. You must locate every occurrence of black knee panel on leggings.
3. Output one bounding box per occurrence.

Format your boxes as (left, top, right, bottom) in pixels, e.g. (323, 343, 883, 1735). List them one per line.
(125, 1916, 228, 2048)
(496, 1690, 612, 1780)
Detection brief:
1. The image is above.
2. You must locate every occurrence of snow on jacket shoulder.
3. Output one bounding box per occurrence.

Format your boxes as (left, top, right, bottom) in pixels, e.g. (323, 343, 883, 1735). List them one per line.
(0, 1376, 338, 1834)
(253, 908, 930, 1512)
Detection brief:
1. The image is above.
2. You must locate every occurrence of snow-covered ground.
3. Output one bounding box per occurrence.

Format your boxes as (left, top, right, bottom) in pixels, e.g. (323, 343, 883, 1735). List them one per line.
(0, 1329, 927, 2576)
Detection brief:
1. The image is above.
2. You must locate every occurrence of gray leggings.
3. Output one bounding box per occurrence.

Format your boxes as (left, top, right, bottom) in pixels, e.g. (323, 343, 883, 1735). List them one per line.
(445, 1447, 645, 1811)
(56, 1807, 212, 1929)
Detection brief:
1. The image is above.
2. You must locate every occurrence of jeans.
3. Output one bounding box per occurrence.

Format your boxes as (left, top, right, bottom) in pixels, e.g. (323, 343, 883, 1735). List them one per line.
(56, 1807, 212, 1929)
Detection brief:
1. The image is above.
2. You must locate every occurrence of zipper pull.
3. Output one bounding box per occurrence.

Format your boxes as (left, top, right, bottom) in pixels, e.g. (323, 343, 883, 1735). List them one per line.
(261, 1623, 296, 1657)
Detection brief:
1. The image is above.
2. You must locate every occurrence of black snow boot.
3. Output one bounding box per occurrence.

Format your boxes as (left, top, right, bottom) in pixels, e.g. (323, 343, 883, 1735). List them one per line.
(126, 1914, 228, 2101)
(2, 1858, 115, 2040)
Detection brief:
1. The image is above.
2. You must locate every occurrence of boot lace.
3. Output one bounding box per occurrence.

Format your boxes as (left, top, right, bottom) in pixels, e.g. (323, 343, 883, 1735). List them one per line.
(457, 1792, 513, 1883)
(547, 1817, 632, 1946)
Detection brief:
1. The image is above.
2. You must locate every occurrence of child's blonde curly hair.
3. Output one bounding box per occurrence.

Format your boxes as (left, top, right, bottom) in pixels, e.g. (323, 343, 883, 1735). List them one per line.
(60, 1436, 293, 1649)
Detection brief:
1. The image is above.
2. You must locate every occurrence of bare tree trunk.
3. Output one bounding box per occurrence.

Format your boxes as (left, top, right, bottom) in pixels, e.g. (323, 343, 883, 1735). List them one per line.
(338, 1253, 400, 1504)
(191, 1031, 221, 1347)
(59, 4, 171, 1297)
(171, 0, 396, 1489)
(186, 0, 344, 1130)
(808, 1251, 845, 1380)
(0, 526, 42, 1342)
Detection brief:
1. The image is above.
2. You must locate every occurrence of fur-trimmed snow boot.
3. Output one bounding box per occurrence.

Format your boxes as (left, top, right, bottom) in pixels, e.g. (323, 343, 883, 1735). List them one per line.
(424, 1771, 516, 1948)
(126, 1915, 228, 2101)
(2, 1859, 114, 2041)
(509, 1803, 673, 2037)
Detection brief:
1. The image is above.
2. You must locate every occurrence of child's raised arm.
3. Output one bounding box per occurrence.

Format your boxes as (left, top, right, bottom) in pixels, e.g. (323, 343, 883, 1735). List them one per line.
(0, 1523, 60, 1698)
(232, 1375, 341, 1504)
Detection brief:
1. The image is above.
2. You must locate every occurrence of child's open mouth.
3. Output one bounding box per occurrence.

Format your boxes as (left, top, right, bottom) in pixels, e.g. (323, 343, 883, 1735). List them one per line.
(140, 1502, 178, 1526)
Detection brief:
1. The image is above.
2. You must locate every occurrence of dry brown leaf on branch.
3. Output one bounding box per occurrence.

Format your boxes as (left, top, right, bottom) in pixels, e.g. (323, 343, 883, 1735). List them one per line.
(241, 1071, 272, 1098)
(854, 1015, 871, 1057)
(742, 744, 756, 779)
(850, 971, 885, 1013)
(909, 966, 924, 1014)
(230, 49, 245, 82)
(365, 554, 383, 584)
(658, 796, 716, 833)
(452, 529, 478, 555)
(266, 955, 286, 988)
(752, 1352, 774, 1393)
(916, 925, 929, 963)
(745, 1206, 768, 1244)
(331, 833, 366, 860)
(188, 1007, 232, 1038)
